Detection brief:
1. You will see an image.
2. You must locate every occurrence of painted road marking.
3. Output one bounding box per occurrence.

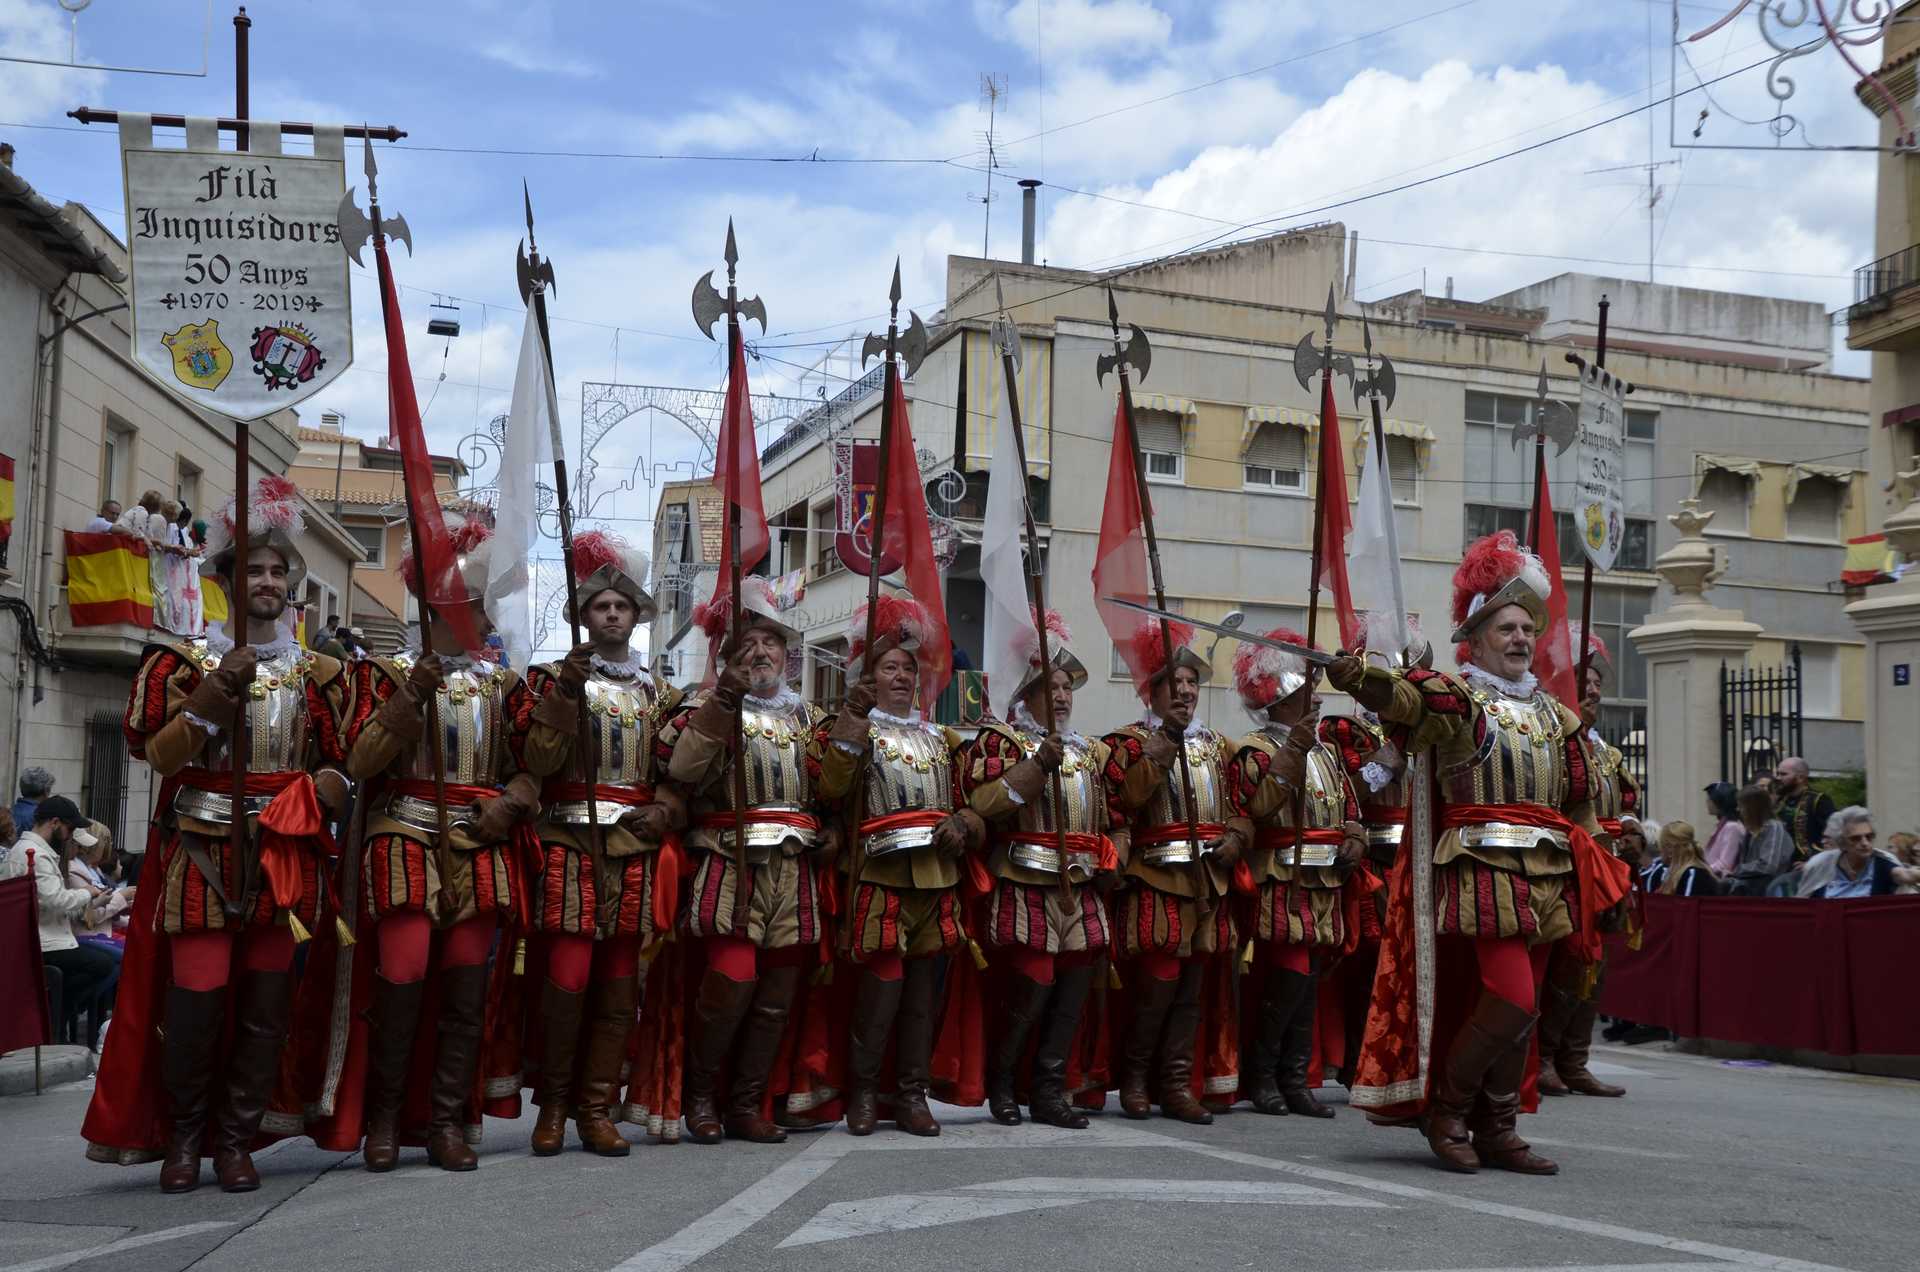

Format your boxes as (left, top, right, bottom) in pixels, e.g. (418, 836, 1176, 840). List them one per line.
(777, 1176, 1387, 1247)
(1522, 1135, 1688, 1160)
(610, 1134, 852, 1272)
(0, 1222, 236, 1272)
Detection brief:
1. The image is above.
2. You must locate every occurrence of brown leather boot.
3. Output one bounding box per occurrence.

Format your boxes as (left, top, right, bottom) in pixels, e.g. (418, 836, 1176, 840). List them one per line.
(158, 985, 224, 1194)
(1426, 992, 1534, 1174)
(1279, 970, 1334, 1118)
(575, 975, 638, 1156)
(529, 978, 586, 1157)
(725, 965, 801, 1144)
(1029, 961, 1094, 1130)
(684, 969, 756, 1145)
(1534, 958, 1576, 1098)
(424, 964, 487, 1173)
(1336, 944, 1377, 1092)
(1157, 961, 1214, 1126)
(892, 958, 942, 1137)
(1557, 991, 1625, 1097)
(1118, 968, 1178, 1119)
(1472, 1015, 1559, 1175)
(845, 969, 904, 1136)
(212, 970, 291, 1193)
(987, 971, 1051, 1126)
(1242, 964, 1293, 1116)
(363, 975, 426, 1171)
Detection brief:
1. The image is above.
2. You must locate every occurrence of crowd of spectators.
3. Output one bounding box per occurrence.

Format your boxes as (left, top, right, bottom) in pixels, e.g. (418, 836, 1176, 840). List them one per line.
(1, 791, 131, 1051)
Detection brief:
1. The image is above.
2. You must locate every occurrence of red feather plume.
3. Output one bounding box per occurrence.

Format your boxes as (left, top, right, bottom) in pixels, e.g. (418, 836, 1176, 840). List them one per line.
(569, 529, 626, 581)
(1452, 529, 1529, 626)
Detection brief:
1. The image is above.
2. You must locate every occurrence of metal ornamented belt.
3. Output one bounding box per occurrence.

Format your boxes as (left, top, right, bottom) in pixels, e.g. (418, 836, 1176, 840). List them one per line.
(1367, 824, 1405, 847)
(1008, 843, 1104, 881)
(860, 809, 946, 859)
(1456, 821, 1571, 852)
(173, 785, 274, 827)
(1134, 822, 1228, 867)
(1253, 826, 1347, 868)
(384, 793, 473, 835)
(696, 808, 822, 857)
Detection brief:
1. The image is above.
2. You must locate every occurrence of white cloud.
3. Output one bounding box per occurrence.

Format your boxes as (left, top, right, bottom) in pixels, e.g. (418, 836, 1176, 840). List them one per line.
(980, 0, 1173, 61)
(472, 40, 598, 80)
(0, 0, 106, 120)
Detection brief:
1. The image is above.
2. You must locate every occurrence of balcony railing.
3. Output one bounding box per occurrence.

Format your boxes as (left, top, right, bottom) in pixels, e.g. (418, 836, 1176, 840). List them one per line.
(1852, 243, 1920, 311)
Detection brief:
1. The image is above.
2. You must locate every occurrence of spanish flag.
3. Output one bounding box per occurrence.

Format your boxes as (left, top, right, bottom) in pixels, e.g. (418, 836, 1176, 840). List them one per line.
(1842, 533, 1896, 588)
(0, 453, 15, 554)
(64, 531, 154, 627)
(202, 573, 229, 626)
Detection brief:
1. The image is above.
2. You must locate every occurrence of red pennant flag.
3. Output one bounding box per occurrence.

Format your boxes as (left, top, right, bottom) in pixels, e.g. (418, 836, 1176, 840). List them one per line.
(710, 324, 771, 595)
(374, 236, 482, 655)
(1313, 373, 1362, 650)
(875, 374, 953, 705)
(1093, 396, 1152, 691)
(1527, 446, 1580, 712)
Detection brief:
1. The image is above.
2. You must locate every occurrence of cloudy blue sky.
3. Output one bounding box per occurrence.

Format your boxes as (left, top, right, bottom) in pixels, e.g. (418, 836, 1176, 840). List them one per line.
(2, 0, 1884, 617)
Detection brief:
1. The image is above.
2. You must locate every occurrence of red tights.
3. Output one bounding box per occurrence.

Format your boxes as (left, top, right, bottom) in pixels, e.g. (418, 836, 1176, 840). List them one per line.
(1005, 947, 1098, 985)
(1473, 935, 1550, 1010)
(544, 933, 642, 992)
(1134, 951, 1182, 984)
(376, 912, 496, 985)
(1261, 941, 1312, 975)
(706, 935, 810, 983)
(171, 927, 296, 992)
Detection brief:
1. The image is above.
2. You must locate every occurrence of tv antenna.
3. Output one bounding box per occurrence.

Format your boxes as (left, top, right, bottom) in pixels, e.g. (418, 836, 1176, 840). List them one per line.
(970, 73, 1007, 258)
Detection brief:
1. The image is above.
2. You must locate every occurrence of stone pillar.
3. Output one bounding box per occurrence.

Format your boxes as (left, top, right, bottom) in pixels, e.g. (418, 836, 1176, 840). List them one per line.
(1845, 460, 1920, 836)
(1629, 499, 1761, 818)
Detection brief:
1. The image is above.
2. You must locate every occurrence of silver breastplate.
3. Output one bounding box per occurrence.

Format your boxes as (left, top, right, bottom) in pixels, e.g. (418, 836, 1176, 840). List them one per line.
(577, 672, 662, 787)
(862, 716, 953, 856)
(1441, 690, 1570, 810)
(395, 653, 513, 786)
(199, 644, 313, 773)
(1136, 729, 1230, 866)
(738, 698, 816, 811)
(1008, 729, 1105, 837)
(1593, 744, 1624, 821)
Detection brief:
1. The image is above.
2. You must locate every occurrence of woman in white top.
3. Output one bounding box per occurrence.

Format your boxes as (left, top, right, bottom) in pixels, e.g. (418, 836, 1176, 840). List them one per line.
(1, 798, 128, 1046)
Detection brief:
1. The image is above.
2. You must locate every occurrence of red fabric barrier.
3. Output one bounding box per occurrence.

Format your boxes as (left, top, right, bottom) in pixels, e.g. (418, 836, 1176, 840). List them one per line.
(0, 870, 52, 1054)
(1600, 893, 1920, 1057)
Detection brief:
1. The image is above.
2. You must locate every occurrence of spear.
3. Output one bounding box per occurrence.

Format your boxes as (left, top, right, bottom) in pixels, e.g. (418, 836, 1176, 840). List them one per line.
(1099, 288, 1200, 862)
(992, 279, 1070, 890)
(518, 183, 601, 852)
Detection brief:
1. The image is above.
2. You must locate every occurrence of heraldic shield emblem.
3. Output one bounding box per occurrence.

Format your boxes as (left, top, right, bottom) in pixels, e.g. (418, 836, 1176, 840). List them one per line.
(160, 320, 233, 392)
(250, 323, 326, 392)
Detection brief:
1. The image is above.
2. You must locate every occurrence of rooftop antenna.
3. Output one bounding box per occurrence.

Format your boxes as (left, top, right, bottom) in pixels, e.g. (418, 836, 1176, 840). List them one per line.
(1585, 159, 1678, 284)
(971, 73, 1007, 258)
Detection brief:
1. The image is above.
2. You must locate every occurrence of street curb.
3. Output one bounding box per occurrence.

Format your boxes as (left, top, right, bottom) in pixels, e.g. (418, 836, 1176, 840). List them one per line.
(0, 1045, 93, 1096)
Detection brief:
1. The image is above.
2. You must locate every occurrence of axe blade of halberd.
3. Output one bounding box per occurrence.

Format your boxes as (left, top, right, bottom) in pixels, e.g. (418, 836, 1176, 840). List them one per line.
(993, 277, 1023, 368)
(1354, 351, 1397, 411)
(900, 311, 930, 379)
(1293, 330, 1323, 393)
(337, 189, 372, 267)
(1124, 323, 1151, 383)
(516, 240, 556, 306)
(1102, 597, 1336, 666)
(737, 295, 768, 335)
(692, 270, 727, 342)
(383, 213, 413, 258)
(861, 331, 888, 368)
(1512, 399, 1578, 455)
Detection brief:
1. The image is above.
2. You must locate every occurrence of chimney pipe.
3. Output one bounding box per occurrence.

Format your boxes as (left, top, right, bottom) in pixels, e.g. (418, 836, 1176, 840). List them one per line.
(1018, 179, 1041, 265)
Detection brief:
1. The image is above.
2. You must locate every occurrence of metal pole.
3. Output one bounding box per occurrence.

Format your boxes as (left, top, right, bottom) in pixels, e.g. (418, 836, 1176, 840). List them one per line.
(69, 107, 403, 140)
(226, 5, 252, 921)
(1574, 297, 1610, 694)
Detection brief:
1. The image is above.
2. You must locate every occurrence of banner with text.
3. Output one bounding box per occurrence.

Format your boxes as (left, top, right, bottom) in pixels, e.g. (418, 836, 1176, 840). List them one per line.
(1574, 362, 1630, 572)
(118, 114, 353, 422)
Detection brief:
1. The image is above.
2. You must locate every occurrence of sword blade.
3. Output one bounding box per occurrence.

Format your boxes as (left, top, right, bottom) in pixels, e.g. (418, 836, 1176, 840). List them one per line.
(1101, 597, 1335, 665)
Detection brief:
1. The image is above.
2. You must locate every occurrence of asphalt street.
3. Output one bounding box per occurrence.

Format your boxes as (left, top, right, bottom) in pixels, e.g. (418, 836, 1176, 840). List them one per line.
(0, 1040, 1908, 1272)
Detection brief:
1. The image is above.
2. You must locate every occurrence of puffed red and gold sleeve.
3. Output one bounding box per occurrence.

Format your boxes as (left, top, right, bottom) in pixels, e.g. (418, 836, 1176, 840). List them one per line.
(662, 692, 729, 794)
(1100, 728, 1167, 817)
(346, 657, 417, 782)
(962, 724, 1039, 824)
(810, 713, 862, 804)
(1228, 738, 1291, 825)
(516, 663, 574, 778)
(124, 645, 208, 777)
(1317, 716, 1376, 779)
(1556, 702, 1603, 836)
(301, 652, 351, 769)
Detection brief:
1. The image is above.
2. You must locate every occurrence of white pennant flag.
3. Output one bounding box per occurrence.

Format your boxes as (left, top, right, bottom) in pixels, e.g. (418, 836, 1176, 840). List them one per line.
(981, 362, 1036, 719)
(1348, 417, 1408, 654)
(487, 304, 560, 671)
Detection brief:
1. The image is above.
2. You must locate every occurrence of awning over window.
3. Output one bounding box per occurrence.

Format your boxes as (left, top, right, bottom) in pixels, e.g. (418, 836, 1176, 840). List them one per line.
(1786, 461, 1855, 506)
(958, 328, 1052, 477)
(1692, 453, 1761, 498)
(1350, 417, 1436, 468)
(1241, 404, 1316, 454)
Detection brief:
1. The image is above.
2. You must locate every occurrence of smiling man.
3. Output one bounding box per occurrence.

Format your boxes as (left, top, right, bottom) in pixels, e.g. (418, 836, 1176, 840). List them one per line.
(1330, 530, 1616, 1178)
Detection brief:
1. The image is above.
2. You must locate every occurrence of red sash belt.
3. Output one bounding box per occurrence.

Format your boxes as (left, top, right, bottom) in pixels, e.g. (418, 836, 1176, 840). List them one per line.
(859, 809, 987, 894)
(388, 778, 501, 805)
(1005, 830, 1119, 873)
(177, 768, 331, 914)
(1252, 826, 1346, 851)
(699, 808, 822, 833)
(1133, 821, 1227, 848)
(1439, 801, 1632, 962)
(1369, 805, 1410, 826)
(544, 780, 656, 806)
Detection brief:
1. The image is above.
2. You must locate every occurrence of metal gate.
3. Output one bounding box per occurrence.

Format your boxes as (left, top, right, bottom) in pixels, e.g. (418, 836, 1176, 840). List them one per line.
(1720, 645, 1802, 786)
(81, 710, 130, 853)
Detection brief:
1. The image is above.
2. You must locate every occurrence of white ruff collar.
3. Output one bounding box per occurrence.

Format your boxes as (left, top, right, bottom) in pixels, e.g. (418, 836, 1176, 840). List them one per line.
(408, 642, 488, 674)
(870, 705, 931, 730)
(1141, 711, 1210, 741)
(745, 685, 804, 713)
(205, 625, 298, 660)
(1461, 662, 1539, 700)
(1011, 700, 1084, 745)
(591, 649, 647, 679)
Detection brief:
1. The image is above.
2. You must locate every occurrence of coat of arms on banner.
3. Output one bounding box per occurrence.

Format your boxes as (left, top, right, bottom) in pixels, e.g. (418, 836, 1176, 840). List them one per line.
(250, 323, 326, 391)
(160, 319, 233, 391)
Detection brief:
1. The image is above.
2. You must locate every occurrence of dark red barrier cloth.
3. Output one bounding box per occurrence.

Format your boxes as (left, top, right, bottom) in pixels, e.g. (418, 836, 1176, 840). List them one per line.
(1600, 893, 1920, 1057)
(0, 868, 53, 1054)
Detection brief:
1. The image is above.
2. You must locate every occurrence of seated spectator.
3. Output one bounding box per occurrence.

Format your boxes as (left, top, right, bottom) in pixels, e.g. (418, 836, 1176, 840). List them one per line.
(1702, 781, 1744, 876)
(1889, 832, 1920, 895)
(1655, 820, 1721, 897)
(68, 823, 130, 954)
(1613, 815, 1650, 871)
(12, 765, 53, 830)
(1632, 818, 1665, 891)
(1726, 784, 1795, 897)
(83, 500, 122, 534)
(0, 796, 127, 1047)
(1772, 758, 1836, 863)
(1798, 811, 1902, 898)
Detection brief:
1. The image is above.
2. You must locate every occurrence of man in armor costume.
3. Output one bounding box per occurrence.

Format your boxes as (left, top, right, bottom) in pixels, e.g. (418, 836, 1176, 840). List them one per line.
(1331, 530, 1626, 1176)
(518, 532, 685, 1155)
(345, 519, 541, 1172)
(815, 593, 985, 1137)
(660, 576, 826, 1145)
(960, 609, 1115, 1129)
(1226, 628, 1367, 1119)
(1317, 616, 1427, 1091)
(1534, 627, 1636, 1099)
(1100, 618, 1242, 1125)
(84, 477, 350, 1194)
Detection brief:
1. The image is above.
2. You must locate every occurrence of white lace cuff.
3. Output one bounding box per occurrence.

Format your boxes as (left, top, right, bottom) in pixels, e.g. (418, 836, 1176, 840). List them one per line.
(1359, 761, 1394, 793)
(185, 710, 222, 737)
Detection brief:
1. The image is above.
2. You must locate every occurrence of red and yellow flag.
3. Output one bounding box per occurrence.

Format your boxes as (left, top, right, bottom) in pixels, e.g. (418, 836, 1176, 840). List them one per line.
(0, 454, 15, 550)
(64, 531, 153, 627)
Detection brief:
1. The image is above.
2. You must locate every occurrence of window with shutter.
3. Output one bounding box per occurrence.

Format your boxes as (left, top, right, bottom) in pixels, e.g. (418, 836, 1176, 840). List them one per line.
(1386, 435, 1418, 503)
(1786, 478, 1843, 541)
(1696, 469, 1752, 534)
(1244, 421, 1305, 490)
(1134, 411, 1184, 482)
